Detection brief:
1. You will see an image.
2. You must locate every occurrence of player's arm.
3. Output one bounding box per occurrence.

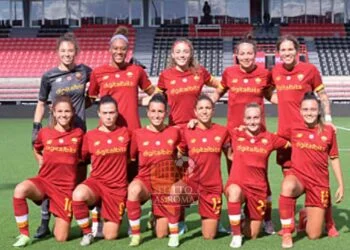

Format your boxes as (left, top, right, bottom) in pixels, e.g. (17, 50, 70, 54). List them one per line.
(32, 131, 44, 167)
(263, 85, 278, 104)
(317, 89, 332, 120)
(330, 157, 344, 203)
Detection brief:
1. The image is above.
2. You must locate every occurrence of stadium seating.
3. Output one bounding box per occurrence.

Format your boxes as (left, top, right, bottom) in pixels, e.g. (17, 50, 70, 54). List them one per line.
(280, 24, 346, 37)
(37, 24, 69, 38)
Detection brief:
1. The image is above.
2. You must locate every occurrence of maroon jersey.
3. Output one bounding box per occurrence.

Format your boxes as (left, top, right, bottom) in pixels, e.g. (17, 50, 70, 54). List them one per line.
(220, 65, 272, 130)
(81, 127, 130, 190)
(291, 123, 338, 187)
(157, 66, 214, 125)
(271, 62, 324, 139)
(33, 127, 84, 193)
(228, 129, 288, 194)
(179, 124, 229, 193)
(130, 126, 181, 181)
(88, 64, 152, 131)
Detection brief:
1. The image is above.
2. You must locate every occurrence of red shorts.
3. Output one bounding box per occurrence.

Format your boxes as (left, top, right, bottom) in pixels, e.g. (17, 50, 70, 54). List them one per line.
(29, 176, 73, 222)
(83, 178, 126, 223)
(276, 147, 292, 168)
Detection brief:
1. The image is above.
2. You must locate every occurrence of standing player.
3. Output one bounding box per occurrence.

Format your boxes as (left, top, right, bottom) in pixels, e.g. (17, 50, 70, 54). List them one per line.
(72, 95, 129, 246)
(225, 103, 289, 248)
(279, 92, 343, 248)
(211, 36, 276, 234)
(271, 35, 336, 236)
(127, 94, 182, 247)
(32, 32, 91, 239)
(13, 96, 84, 247)
(173, 95, 230, 242)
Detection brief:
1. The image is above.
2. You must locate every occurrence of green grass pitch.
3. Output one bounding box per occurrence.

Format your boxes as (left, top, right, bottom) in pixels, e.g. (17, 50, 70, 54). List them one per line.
(0, 117, 350, 249)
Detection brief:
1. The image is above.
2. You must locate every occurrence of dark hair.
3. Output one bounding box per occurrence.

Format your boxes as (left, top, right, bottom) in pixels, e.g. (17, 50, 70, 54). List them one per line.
(195, 94, 214, 108)
(113, 26, 129, 37)
(148, 93, 167, 109)
(235, 33, 257, 54)
(301, 91, 324, 130)
(50, 95, 75, 128)
(276, 35, 300, 51)
(98, 95, 118, 110)
(56, 32, 79, 53)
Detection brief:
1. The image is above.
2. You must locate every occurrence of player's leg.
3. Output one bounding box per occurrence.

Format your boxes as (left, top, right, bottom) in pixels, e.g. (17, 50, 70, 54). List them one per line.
(53, 217, 70, 242)
(13, 179, 45, 247)
(154, 216, 168, 238)
(127, 179, 151, 246)
(306, 207, 326, 239)
(263, 181, 275, 235)
(243, 219, 263, 239)
(72, 183, 97, 246)
(202, 218, 218, 240)
(103, 221, 121, 240)
(35, 199, 51, 238)
(325, 196, 339, 237)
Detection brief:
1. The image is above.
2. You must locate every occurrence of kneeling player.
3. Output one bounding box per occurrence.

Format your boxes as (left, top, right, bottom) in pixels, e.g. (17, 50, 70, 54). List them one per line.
(12, 96, 84, 247)
(226, 103, 288, 248)
(72, 96, 130, 246)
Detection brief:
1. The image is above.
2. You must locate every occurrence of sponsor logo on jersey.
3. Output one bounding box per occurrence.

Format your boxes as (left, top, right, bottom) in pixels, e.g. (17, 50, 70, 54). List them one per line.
(232, 78, 238, 83)
(214, 136, 221, 142)
(321, 136, 328, 142)
(71, 138, 78, 143)
(261, 138, 268, 144)
(243, 79, 248, 84)
(202, 138, 207, 143)
(170, 80, 176, 85)
(118, 136, 124, 142)
(194, 75, 200, 81)
(238, 137, 245, 142)
(255, 77, 262, 84)
(167, 139, 174, 145)
(143, 141, 149, 146)
(115, 74, 120, 78)
(191, 138, 196, 144)
(296, 133, 303, 138)
(103, 75, 109, 80)
(46, 139, 52, 145)
(286, 76, 291, 81)
(250, 138, 255, 144)
(297, 74, 304, 81)
(59, 138, 64, 144)
(107, 139, 112, 144)
(275, 76, 281, 82)
(182, 78, 188, 83)
(127, 72, 133, 77)
(94, 141, 100, 146)
(75, 72, 82, 80)
(309, 134, 314, 139)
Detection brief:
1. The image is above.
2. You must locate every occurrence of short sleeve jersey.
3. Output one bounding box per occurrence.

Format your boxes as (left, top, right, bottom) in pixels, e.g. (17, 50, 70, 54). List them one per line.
(81, 127, 130, 191)
(38, 64, 91, 130)
(130, 126, 181, 181)
(271, 62, 324, 139)
(157, 66, 213, 125)
(228, 129, 288, 194)
(179, 124, 229, 193)
(88, 64, 152, 131)
(291, 124, 338, 188)
(33, 127, 84, 193)
(221, 65, 272, 130)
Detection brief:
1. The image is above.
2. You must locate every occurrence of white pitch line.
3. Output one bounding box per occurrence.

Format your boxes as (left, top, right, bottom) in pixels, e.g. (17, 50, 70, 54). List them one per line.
(339, 148, 350, 152)
(336, 126, 350, 131)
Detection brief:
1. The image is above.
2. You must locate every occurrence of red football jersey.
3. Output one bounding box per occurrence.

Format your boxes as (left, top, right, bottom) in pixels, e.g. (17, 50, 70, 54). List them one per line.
(228, 129, 288, 194)
(88, 64, 152, 131)
(179, 124, 229, 193)
(130, 126, 181, 181)
(157, 66, 214, 125)
(33, 127, 84, 193)
(271, 62, 324, 139)
(291, 124, 338, 187)
(81, 127, 130, 190)
(220, 65, 272, 130)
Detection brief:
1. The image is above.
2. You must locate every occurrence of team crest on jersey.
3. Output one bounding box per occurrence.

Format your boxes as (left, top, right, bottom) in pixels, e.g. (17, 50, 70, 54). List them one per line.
(127, 72, 133, 77)
(71, 138, 78, 143)
(182, 78, 188, 83)
(232, 78, 238, 83)
(238, 137, 245, 142)
(55, 77, 62, 83)
(214, 136, 221, 142)
(275, 76, 281, 82)
(75, 72, 82, 80)
(255, 77, 262, 84)
(297, 74, 304, 81)
(118, 136, 124, 142)
(167, 139, 174, 145)
(46, 139, 52, 145)
(170, 80, 176, 85)
(321, 136, 328, 142)
(296, 133, 303, 138)
(66, 76, 72, 81)
(143, 141, 149, 146)
(243, 79, 248, 84)
(103, 75, 109, 80)
(94, 141, 100, 146)
(191, 138, 196, 144)
(261, 138, 268, 145)
(194, 75, 200, 81)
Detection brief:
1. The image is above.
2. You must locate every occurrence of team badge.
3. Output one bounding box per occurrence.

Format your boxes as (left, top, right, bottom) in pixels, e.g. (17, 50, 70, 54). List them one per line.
(202, 138, 207, 143)
(59, 138, 64, 144)
(286, 76, 291, 81)
(214, 136, 221, 142)
(232, 78, 238, 83)
(243, 79, 248, 84)
(75, 72, 82, 80)
(238, 137, 245, 142)
(321, 136, 328, 142)
(167, 139, 174, 145)
(107, 139, 112, 144)
(118, 136, 124, 142)
(296, 133, 303, 138)
(115, 74, 120, 78)
(127, 72, 133, 77)
(297, 74, 304, 81)
(46, 139, 52, 145)
(275, 76, 281, 82)
(191, 138, 196, 144)
(71, 138, 78, 143)
(182, 78, 188, 83)
(55, 77, 62, 83)
(103, 75, 109, 80)
(155, 141, 161, 146)
(250, 138, 255, 144)
(143, 141, 149, 146)
(261, 138, 268, 145)
(94, 141, 100, 146)
(66, 76, 72, 81)
(255, 77, 262, 84)
(194, 75, 200, 81)
(170, 80, 176, 85)
(309, 134, 314, 140)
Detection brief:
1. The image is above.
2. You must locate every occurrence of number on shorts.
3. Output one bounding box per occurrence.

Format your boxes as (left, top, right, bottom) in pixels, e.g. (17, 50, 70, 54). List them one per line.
(64, 198, 72, 217)
(211, 197, 222, 215)
(257, 200, 266, 216)
(119, 202, 125, 216)
(321, 190, 329, 208)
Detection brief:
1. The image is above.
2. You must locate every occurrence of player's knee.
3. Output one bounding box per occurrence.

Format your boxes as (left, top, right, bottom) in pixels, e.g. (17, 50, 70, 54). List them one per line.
(227, 185, 241, 202)
(54, 232, 68, 242)
(202, 231, 216, 240)
(104, 232, 118, 240)
(128, 183, 142, 199)
(156, 231, 168, 239)
(281, 180, 297, 196)
(307, 231, 321, 240)
(72, 187, 88, 201)
(13, 182, 28, 198)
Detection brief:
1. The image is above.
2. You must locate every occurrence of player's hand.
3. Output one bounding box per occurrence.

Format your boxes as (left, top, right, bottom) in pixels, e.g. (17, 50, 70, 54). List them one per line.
(32, 122, 42, 145)
(335, 185, 344, 203)
(187, 119, 198, 129)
